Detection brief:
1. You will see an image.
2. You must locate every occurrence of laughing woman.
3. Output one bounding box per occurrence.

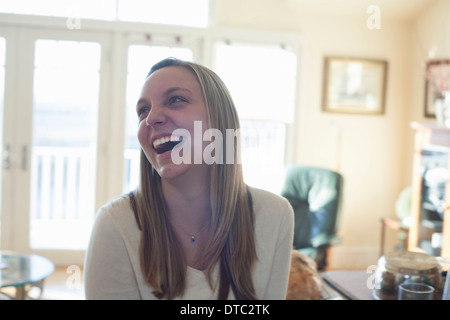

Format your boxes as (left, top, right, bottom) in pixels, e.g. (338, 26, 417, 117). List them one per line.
(84, 58, 294, 300)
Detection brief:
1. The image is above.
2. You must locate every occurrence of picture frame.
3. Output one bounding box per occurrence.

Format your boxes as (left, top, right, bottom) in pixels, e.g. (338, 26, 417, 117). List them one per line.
(424, 59, 450, 118)
(322, 57, 388, 115)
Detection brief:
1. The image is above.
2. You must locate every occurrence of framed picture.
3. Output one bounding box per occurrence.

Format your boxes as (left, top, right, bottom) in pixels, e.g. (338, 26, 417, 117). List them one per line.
(424, 59, 450, 118)
(322, 57, 388, 115)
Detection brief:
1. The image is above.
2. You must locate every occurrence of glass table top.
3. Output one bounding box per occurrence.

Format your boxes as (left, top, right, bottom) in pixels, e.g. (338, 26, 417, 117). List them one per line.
(0, 251, 55, 288)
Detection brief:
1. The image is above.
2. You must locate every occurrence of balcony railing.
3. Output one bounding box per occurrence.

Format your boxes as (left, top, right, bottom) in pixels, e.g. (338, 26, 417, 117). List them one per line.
(30, 146, 95, 221)
(29, 146, 95, 249)
(28, 146, 138, 249)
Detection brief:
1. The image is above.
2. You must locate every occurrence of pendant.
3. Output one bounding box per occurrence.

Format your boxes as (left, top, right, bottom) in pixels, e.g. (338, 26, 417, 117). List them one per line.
(191, 235, 195, 243)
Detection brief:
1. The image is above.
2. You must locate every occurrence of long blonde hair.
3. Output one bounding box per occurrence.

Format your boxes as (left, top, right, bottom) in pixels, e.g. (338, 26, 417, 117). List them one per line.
(129, 58, 257, 299)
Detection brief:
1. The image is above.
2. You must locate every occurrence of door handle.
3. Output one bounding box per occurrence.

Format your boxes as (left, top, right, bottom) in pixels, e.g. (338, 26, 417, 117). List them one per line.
(21, 145, 28, 171)
(2, 144, 10, 170)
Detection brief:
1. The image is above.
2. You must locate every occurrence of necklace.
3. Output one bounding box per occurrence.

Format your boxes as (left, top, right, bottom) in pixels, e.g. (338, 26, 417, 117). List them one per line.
(171, 220, 210, 243)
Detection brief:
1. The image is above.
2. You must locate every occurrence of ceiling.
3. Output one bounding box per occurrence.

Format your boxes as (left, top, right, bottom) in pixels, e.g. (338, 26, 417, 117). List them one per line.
(286, 0, 435, 21)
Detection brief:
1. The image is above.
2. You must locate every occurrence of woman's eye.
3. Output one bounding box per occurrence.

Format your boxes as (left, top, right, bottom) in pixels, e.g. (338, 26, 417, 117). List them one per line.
(168, 96, 186, 105)
(138, 107, 150, 119)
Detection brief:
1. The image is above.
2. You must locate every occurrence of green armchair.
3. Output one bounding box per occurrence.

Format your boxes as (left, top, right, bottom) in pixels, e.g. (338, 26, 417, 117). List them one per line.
(281, 166, 343, 270)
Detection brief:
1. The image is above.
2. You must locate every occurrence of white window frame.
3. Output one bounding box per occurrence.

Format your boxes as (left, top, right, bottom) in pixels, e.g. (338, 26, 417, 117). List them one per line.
(0, 26, 18, 250)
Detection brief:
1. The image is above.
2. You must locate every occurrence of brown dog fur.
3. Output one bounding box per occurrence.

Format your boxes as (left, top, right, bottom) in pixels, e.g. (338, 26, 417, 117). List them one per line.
(286, 250, 322, 300)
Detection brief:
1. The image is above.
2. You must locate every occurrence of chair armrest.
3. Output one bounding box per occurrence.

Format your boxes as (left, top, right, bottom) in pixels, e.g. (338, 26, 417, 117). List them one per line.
(311, 233, 341, 248)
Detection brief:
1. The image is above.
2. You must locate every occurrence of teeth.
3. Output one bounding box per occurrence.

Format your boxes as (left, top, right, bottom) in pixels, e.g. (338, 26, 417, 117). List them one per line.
(153, 135, 182, 149)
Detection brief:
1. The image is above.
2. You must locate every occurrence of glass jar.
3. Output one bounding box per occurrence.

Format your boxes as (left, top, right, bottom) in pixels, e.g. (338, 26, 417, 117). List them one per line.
(373, 251, 442, 300)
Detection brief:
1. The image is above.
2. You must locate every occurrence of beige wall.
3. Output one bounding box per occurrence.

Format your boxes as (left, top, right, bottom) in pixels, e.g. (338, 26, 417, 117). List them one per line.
(215, 0, 447, 269)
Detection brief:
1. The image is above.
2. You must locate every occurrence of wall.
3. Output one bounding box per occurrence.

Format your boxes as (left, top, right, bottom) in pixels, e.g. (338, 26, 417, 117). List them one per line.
(216, 0, 416, 269)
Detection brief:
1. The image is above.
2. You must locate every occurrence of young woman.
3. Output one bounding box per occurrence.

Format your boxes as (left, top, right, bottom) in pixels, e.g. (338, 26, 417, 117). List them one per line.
(84, 58, 294, 299)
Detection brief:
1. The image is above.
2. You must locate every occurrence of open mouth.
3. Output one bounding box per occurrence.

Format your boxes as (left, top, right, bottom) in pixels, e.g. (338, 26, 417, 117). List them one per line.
(153, 135, 183, 154)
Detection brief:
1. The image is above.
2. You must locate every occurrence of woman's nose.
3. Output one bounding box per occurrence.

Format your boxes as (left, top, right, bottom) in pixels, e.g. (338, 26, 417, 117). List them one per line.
(145, 107, 166, 127)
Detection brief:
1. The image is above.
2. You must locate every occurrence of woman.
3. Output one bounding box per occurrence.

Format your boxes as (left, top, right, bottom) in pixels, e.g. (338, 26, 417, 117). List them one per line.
(84, 58, 294, 300)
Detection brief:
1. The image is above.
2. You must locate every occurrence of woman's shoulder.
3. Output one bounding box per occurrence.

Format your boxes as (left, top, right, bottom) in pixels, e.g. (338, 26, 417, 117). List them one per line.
(95, 194, 139, 232)
(248, 186, 294, 247)
(101, 193, 133, 211)
(248, 186, 293, 217)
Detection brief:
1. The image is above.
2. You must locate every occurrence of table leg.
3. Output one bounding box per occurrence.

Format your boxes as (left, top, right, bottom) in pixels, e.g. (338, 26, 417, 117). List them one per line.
(15, 286, 26, 300)
(14, 280, 45, 299)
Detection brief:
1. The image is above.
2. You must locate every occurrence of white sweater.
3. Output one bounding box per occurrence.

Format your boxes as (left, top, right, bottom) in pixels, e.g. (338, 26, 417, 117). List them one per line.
(84, 187, 294, 300)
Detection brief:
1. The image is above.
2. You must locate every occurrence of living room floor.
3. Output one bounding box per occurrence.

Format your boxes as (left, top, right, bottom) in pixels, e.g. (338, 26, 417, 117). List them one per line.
(41, 266, 85, 300)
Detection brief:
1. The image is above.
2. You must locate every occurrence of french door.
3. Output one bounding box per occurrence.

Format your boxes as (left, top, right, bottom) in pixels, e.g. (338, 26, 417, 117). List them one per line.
(0, 27, 113, 265)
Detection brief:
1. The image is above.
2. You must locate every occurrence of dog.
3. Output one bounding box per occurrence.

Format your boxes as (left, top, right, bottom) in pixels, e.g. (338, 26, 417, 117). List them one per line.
(286, 249, 322, 300)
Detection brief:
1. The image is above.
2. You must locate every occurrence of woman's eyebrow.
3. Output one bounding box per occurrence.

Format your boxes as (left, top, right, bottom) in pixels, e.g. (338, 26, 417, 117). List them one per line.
(162, 87, 192, 97)
(136, 98, 149, 106)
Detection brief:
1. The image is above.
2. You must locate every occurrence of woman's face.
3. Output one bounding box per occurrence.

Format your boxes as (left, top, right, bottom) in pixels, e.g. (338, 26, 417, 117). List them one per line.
(136, 65, 209, 180)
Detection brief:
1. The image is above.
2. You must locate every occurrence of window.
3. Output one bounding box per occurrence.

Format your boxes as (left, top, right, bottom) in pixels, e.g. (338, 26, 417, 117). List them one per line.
(214, 41, 297, 193)
(30, 39, 101, 249)
(0, 0, 210, 28)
